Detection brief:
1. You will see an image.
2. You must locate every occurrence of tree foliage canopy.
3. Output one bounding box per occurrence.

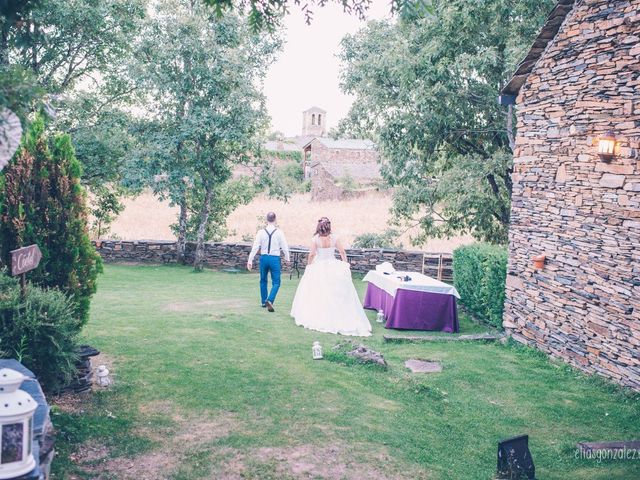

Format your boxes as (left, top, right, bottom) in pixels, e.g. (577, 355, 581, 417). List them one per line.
(7, 0, 144, 93)
(201, 0, 428, 31)
(338, 0, 554, 244)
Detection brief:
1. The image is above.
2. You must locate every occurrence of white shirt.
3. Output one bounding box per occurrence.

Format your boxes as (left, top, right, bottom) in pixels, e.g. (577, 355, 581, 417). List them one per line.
(248, 224, 290, 263)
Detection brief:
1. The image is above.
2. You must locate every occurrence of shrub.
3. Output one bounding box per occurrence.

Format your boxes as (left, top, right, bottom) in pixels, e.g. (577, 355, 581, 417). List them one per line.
(266, 161, 309, 200)
(0, 115, 102, 324)
(264, 149, 302, 162)
(338, 172, 357, 191)
(0, 271, 80, 391)
(280, 161, 304, 182)
(452, 243, 508, 328)
(352, 229, 401, 249)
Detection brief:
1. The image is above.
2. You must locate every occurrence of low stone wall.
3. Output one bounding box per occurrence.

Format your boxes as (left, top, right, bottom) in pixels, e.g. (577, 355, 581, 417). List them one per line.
(93, 239, 426, 274)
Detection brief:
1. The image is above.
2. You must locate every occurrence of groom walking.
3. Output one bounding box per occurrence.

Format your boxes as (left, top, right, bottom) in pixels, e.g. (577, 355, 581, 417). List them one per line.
(247, 212, 290, 312)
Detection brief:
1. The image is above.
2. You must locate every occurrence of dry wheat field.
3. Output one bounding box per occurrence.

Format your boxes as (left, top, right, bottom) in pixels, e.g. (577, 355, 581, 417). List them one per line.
(106, 191, 472, 252)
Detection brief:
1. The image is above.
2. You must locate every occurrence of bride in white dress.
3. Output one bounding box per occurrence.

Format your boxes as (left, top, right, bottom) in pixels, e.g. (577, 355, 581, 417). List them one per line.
(290, 217, 372, 337)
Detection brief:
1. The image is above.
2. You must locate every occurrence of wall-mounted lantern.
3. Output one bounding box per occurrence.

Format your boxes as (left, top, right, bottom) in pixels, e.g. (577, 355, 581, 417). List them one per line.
(532, 255, 546, 270)
(597, 131, 616, 162)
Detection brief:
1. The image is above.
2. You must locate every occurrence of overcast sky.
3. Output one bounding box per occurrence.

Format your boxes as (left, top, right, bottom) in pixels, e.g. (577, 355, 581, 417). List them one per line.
(264, 1, 392, 137)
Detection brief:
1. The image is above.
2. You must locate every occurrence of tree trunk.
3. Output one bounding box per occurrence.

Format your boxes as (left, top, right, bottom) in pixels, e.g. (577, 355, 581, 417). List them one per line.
(176, 194, 188, 264)
(506, 104, 516, 152)
(193, 185, 213, 270)
(0, 21, 9, 65)
(31, 20, 37, 74)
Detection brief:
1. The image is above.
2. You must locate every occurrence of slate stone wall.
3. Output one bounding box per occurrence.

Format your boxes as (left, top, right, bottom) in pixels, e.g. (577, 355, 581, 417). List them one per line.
(93, 239, 427, 274)
(309, 163, 368, 201)
(505, 0, 640, 390)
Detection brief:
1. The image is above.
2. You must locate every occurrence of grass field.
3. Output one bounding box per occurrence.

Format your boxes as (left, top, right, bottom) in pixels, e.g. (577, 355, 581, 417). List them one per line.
(51, 264, 640, 479)
(107, 191, 473, 252)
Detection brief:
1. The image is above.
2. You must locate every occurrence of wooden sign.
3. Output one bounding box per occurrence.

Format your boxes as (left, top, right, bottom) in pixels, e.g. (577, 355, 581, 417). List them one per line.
(10, 244, 42, 276)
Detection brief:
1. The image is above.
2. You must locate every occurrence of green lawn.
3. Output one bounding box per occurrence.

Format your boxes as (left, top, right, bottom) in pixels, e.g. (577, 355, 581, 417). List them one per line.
(51, 264, 640, 479)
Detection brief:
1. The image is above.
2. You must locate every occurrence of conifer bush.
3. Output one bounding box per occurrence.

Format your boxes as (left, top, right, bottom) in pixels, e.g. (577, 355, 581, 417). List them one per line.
(0, 115, 102, 325)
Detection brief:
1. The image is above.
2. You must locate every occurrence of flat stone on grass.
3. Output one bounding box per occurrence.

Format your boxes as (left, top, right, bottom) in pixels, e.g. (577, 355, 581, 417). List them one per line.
(405, 359, 442, 373)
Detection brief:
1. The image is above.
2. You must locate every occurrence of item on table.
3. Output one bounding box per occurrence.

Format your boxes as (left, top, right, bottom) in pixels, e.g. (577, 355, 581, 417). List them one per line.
(376, 262, 395, 274)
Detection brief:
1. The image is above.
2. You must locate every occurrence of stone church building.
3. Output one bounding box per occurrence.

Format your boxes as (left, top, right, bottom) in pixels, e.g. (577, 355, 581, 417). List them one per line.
(500, 0, 639, 390)
(264, 107, 381, 200)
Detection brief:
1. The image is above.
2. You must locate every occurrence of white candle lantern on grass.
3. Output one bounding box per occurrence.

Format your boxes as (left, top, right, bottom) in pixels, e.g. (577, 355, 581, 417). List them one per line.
(96, 365, 111, 387)
(0, 368, 37, 479)
(312, 341, 323, 360)
(376, 310, 385, 323)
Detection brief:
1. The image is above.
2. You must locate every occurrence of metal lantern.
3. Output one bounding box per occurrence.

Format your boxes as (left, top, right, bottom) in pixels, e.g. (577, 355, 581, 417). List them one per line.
(312, 341, 323, 360)
(598, 131, 616, 162)
(95, 365, 111, 387)
(532, 254, 546, 270)
(0, 368, 37, 479)
(376, 310, 385, 323)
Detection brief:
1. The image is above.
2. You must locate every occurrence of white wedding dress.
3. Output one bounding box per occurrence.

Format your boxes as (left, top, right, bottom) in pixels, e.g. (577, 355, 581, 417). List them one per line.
(291, 235, 372, 336)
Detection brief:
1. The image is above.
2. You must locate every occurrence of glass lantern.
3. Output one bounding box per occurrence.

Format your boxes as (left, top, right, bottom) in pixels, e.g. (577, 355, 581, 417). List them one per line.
(96, 365, 111, 387)
(312, 341, 323, 360)
(0, 368, 37, 479)
(376, 310, 385, 323)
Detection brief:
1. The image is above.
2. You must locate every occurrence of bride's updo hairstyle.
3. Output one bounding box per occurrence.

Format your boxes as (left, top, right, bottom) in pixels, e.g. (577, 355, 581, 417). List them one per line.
(315, 217, 332, 237)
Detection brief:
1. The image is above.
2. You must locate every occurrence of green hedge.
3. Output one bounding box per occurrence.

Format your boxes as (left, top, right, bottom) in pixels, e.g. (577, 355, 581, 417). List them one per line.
(452, 243, 508, 329)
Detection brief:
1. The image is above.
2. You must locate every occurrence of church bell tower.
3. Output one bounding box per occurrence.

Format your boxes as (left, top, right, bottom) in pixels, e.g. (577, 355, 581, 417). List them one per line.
(302, 106, 327, 137)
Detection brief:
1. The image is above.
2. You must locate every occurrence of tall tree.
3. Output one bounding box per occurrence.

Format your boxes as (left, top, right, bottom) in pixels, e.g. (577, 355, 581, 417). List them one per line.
(338, 0, 554, 244)
(132, 0, 280, 268)
(54, 93, 139, 237)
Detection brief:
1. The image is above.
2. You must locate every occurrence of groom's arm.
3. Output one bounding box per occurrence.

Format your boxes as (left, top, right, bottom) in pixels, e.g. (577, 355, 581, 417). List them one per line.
(247, 231, 262, 270)
(280, 231, 290, 262)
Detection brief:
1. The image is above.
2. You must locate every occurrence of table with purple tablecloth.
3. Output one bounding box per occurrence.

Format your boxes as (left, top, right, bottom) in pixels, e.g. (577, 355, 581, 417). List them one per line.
(363, 270, 460, 332)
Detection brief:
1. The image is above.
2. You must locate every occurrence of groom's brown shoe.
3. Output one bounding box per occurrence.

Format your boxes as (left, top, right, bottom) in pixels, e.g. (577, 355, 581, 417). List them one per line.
(265, 300, 275, 312)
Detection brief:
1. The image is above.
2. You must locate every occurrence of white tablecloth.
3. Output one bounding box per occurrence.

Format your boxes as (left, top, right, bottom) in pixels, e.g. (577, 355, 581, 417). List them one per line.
(362, 270, 460, 299)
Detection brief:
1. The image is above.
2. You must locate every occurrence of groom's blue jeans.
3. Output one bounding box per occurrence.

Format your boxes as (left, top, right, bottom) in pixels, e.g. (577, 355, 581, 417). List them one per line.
(259, 255, 281, 304)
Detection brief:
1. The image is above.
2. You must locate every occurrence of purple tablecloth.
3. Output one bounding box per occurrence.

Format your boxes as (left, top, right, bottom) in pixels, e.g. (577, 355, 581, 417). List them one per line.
(363, 282, 459, 332)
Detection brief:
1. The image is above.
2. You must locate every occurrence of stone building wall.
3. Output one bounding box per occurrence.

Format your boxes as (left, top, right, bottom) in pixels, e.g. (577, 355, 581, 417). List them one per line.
(305, 139, 381, 200)
(309, 163, 368, 202)
(307, 140, 379, 166)
(94, 239, 426, 274)
(310, 163, 347, 201)
(504, 0, 640, 390)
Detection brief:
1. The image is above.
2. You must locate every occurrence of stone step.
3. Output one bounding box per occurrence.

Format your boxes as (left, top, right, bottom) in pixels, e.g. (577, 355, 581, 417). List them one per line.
(383, 333, 505, 343)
